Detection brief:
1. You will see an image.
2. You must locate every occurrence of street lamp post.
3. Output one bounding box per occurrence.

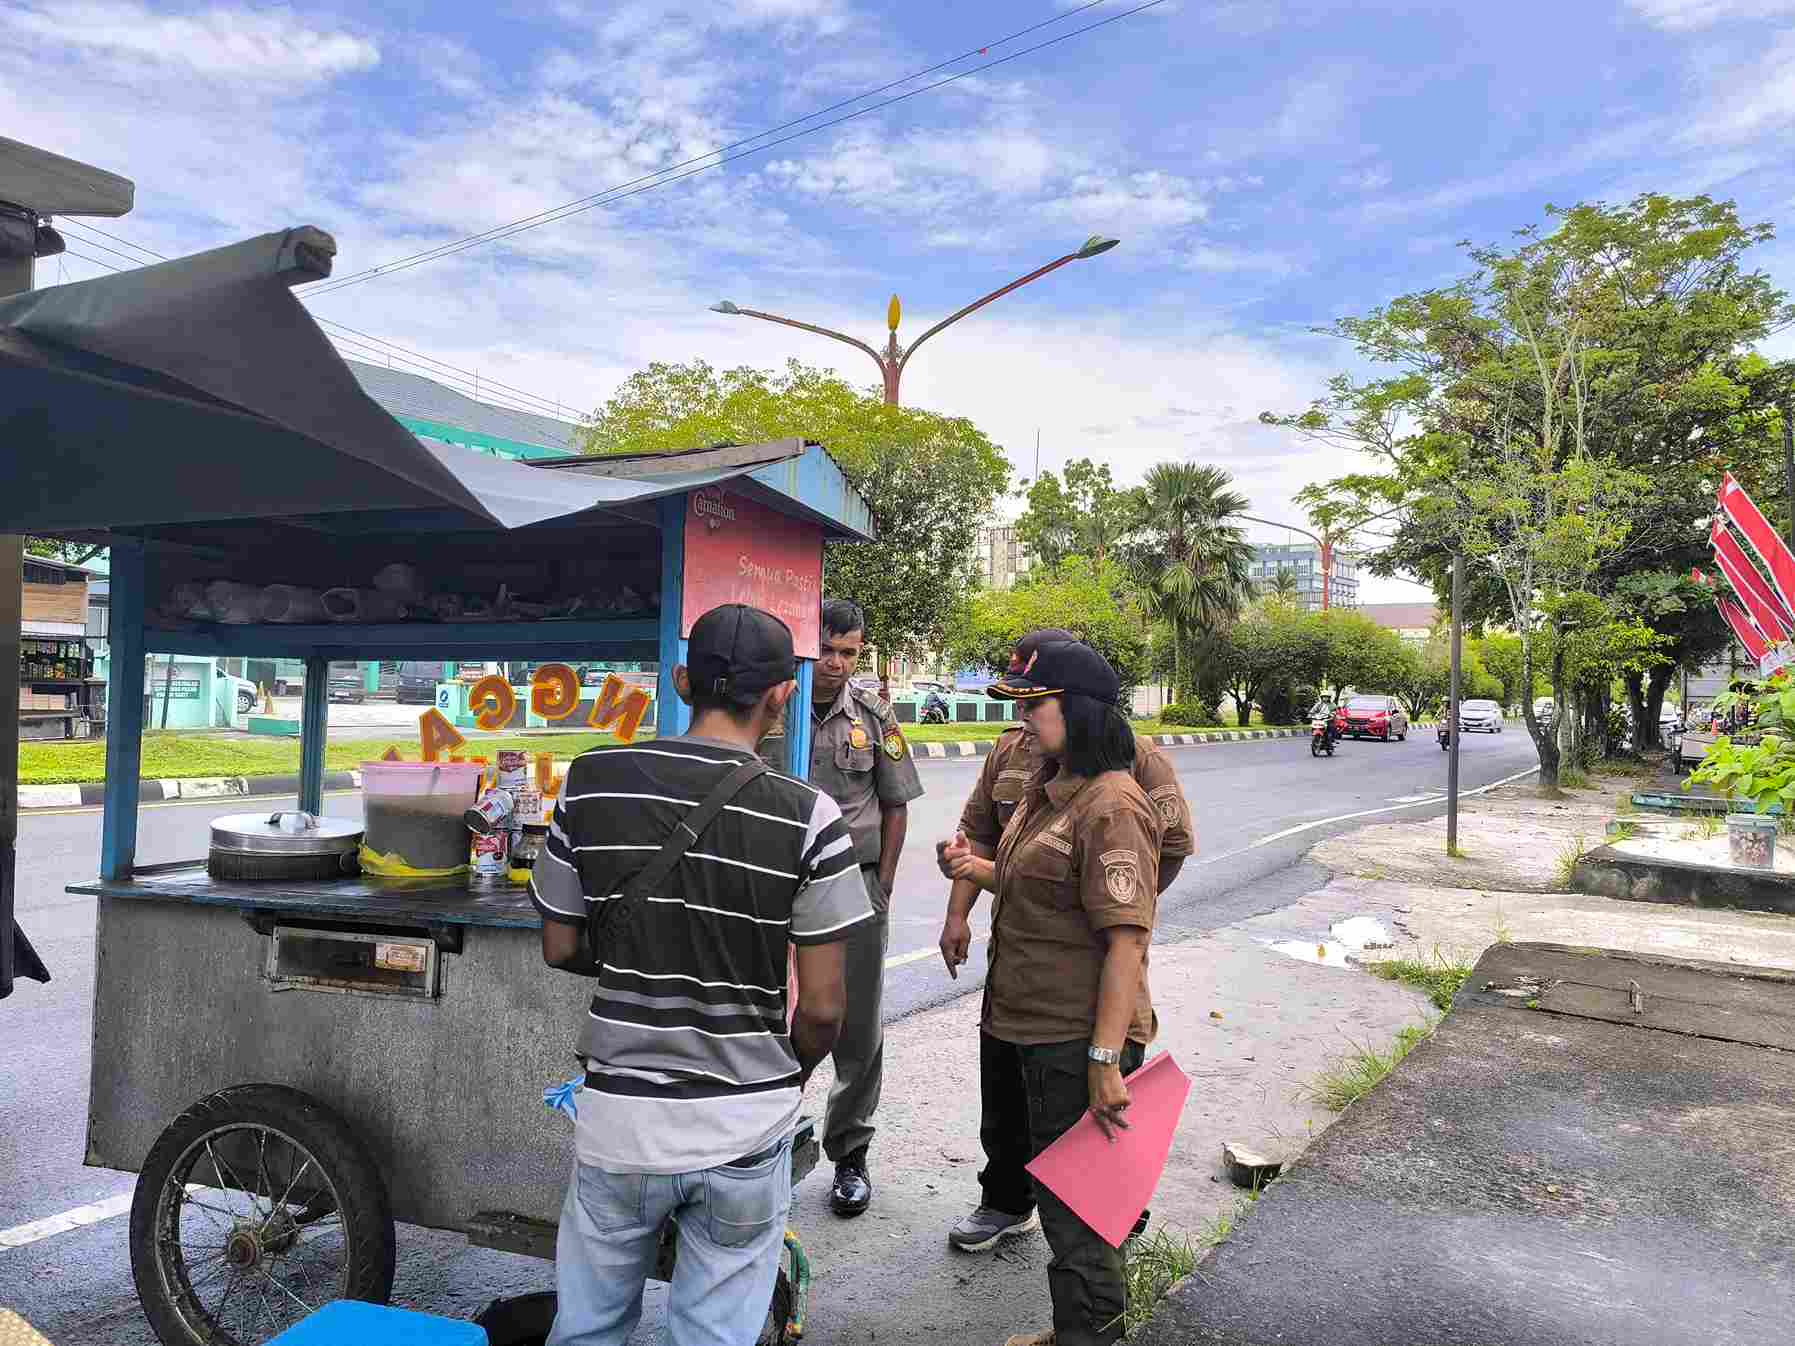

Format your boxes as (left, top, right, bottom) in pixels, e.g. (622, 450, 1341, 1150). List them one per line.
(711, 235, 1119, 406)
(1240, 515, 1346, 613)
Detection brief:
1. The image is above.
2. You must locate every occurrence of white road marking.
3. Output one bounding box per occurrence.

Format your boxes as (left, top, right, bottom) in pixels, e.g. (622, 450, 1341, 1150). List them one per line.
(0, 1193, 132, 1250)
(9, 759, 1537, 1251)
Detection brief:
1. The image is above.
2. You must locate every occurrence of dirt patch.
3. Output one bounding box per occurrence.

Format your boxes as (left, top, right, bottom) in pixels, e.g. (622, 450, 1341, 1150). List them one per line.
(1311, 775, 1646, 893)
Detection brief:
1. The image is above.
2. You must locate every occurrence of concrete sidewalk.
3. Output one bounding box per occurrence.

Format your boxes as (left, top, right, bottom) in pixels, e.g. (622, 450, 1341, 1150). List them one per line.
(782, 769, 1795, 1345)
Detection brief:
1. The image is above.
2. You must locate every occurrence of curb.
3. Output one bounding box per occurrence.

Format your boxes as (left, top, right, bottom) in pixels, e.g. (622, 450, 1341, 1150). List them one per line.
(18, 728, 1327, 808)
(19, 770, 361, 811)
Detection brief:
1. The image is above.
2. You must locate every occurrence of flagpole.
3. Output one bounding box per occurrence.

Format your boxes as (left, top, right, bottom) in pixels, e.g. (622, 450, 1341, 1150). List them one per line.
(1783, 400, 1794, 553)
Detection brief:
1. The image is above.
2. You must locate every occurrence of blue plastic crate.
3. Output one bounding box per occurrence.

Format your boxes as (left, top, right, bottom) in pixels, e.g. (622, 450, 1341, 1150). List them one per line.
(267, 1301, 488, 1345)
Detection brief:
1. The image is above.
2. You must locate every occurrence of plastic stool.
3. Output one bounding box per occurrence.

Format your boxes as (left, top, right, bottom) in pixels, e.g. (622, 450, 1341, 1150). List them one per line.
(266, 1301, 489, 1344)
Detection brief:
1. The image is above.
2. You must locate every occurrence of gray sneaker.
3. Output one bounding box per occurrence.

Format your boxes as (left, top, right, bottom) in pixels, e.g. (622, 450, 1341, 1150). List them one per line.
(950, 1205, 1040, 1252)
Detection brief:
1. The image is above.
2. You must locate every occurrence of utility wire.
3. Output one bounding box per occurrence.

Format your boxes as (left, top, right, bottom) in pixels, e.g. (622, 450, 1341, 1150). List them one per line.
(303, 0, 1165, 298)
(57, 220, 580, 421)
(54, 237, 578, 422)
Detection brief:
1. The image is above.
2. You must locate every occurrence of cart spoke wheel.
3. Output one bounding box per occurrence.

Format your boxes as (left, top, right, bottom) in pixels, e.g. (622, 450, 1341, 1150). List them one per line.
(131, 1085, 395, 1346)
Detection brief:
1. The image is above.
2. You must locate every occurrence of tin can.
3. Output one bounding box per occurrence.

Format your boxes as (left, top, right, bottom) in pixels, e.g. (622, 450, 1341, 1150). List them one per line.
(472, 828, 510, 877)
(495, 749, 529, 791)
(463, 787, 514, 834)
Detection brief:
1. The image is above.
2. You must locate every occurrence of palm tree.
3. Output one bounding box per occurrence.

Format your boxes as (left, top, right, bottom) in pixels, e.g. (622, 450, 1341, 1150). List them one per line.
(1125, 463, 1255, 700)
(1270, 566, 1301, 600)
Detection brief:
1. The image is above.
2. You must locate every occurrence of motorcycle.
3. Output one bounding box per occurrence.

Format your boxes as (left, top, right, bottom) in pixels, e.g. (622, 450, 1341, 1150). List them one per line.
(1310, 715, 1337, 758)
(921, 691, 951, 726)
(1438, 720, 1452, 752)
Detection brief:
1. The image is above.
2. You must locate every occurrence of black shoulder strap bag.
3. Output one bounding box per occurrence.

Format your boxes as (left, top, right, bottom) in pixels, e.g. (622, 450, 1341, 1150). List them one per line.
(584, 756, 768, 967)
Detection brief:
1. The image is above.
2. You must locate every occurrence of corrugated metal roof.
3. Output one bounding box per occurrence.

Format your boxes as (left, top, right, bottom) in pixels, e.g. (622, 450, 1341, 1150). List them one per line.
(345, 359, 582, 454)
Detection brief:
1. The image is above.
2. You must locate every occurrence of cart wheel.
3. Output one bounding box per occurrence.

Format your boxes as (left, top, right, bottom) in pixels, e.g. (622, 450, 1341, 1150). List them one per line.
(129, 1084, 395, 1346)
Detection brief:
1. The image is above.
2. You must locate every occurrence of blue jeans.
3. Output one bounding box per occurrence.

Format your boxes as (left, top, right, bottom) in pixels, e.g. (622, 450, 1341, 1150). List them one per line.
(546, 1137, 793, 1346)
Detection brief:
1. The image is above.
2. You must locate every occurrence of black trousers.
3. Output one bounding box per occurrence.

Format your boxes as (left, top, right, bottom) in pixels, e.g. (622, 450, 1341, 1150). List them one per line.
(979, 1033, 1145, 1346)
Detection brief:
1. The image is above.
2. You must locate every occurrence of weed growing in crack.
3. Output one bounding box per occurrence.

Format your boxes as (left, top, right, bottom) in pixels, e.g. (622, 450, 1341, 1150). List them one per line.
(1302, 1024, 1434, 1112)
(1553, 834, 1588, 888)
(1365, 950, 1474, 1012)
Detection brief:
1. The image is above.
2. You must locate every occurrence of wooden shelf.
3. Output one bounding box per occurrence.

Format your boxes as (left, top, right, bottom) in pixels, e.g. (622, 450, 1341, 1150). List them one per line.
(144, 618, 660, 662)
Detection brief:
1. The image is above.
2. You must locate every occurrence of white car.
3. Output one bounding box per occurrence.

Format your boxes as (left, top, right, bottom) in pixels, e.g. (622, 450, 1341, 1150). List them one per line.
(1458, 699, 1503, 733)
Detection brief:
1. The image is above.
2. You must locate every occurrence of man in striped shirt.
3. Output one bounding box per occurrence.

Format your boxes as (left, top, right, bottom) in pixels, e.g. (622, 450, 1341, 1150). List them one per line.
(535, 603, 872, 1346)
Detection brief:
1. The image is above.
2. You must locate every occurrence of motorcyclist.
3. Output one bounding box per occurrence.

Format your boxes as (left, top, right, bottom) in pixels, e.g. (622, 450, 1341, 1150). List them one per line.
(923, 688, 951, 724)
(1311, 697, 1341, 750)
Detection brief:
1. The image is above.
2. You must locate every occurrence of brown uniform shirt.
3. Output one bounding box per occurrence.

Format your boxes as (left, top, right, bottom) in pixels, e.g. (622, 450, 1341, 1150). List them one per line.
(959, 729, 1194, 859)
(761, 684, 924, 868)
(984, 765, 1163, 1046)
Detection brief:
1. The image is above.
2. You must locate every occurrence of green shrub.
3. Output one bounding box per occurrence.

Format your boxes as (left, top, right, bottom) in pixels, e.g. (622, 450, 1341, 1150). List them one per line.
(1161, 701, 1218, 728)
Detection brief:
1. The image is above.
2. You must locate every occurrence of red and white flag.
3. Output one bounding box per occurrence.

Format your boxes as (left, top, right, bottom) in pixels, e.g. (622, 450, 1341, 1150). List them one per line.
(1718, 597, 1772, 662)
(1711, 519, 1795, 642)
(1718, 473, 1795, 621)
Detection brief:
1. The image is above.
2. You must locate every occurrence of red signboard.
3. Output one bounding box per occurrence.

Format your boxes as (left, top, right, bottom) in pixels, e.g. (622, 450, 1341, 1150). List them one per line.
(681, 486, 823, 659)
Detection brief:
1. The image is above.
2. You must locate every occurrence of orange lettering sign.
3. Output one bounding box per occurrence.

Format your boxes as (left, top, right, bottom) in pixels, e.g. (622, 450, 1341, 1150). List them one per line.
(468, 674, 517, 731)
(418, 708, 466, 761)
(587, 673, 650, 742)
(531, 663, 582, 720)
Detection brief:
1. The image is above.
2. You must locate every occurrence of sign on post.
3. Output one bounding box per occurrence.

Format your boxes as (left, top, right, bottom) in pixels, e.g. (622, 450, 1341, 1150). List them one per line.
(681, 486, 823, 658)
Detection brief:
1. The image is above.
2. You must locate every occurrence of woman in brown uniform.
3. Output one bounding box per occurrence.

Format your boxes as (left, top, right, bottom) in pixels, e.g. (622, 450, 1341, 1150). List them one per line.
(937, 629, 1192, 1262)
(952, 639, 1164, 1346)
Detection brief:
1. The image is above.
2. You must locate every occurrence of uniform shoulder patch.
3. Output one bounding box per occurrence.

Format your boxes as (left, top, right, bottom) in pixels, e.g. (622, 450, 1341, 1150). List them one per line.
(1099, 848, 1140, 903)
(1146, 783, 1184, 829)
(882, 727, 906, 760)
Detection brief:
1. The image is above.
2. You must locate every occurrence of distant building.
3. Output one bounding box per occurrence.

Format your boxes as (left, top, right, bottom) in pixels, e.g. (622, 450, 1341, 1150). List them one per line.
(1248, 542, 1358, 610)
(974, 524, 1032, 591)
(1359, 602, 1441, 643)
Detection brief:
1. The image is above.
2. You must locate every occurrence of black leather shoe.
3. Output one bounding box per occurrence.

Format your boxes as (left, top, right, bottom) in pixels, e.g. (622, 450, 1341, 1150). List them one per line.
(830, 1149, 872, 1217)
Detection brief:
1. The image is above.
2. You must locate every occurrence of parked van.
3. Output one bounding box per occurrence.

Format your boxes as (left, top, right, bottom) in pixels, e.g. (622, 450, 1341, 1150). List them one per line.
(396, 660, 445, 705)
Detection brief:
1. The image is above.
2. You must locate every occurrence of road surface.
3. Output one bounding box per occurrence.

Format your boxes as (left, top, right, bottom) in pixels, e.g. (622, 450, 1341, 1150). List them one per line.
(1, 727, 1538, 1343)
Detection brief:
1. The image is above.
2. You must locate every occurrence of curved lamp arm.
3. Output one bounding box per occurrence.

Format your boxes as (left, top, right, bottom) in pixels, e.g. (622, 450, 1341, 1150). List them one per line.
(897, 250, 1087, 374)
(724, 305, 888, 372)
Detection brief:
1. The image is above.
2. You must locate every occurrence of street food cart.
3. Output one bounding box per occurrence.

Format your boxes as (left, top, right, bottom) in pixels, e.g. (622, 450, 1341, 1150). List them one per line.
(0, 227, 874, 1346)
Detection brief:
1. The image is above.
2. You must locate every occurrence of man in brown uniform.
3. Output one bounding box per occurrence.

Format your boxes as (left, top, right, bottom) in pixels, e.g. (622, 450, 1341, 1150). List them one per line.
(763, 597, 924, 1216)
(938, 627, 1193, 1253)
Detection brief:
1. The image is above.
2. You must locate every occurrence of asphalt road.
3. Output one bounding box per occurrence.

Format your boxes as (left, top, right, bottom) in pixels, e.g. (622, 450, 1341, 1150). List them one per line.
(1, 727, 1539, 1343)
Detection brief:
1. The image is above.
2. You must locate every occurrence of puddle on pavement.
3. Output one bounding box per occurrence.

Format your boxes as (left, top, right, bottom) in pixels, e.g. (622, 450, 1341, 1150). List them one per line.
(1266, 917, 1395, 969)
(1269, 939, 1354, 967)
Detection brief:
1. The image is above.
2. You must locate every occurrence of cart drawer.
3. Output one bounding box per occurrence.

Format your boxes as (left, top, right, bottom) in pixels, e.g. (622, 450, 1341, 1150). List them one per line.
(267, 924, 440, 999)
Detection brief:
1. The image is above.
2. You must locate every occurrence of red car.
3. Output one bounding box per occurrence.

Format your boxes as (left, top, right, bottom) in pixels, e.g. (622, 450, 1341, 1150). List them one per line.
(1343, 694, 1409, 742)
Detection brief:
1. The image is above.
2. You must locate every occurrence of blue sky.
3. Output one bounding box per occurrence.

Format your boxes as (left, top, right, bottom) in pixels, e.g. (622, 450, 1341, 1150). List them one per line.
(7, 0, 1795, 600)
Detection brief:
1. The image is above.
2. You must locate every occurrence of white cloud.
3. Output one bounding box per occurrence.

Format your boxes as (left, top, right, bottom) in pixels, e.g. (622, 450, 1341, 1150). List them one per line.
(1184, 244, 1300, 276)
(1679, 30, 1795, 143)
(1042, 170, 1207, 233)
(2, 2, 378, 88)
(1625, 0, 1795, 29)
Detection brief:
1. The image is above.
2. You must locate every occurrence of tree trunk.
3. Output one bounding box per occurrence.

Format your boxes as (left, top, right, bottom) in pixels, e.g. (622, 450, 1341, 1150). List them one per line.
(1642, 665, 1674, 753)
(1624, 671, 1648, 752)
(1552, 632, 1576, 774)
(1236, 691, 1253, 728)
(1520, 634, 1560, 788)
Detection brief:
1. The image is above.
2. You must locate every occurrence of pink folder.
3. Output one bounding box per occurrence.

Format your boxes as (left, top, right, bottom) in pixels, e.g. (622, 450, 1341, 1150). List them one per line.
(1025, 1052, 1193, 1247)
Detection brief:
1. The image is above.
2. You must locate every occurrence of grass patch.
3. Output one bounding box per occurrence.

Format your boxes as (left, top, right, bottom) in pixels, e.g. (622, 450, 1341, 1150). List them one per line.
(1683, 814, 1724, 842)
(1492, 905, 1513, 944)
(18, 729, 641, 785)
(1117, 1201, 1257, 1336)
(1303, 1024, 1433, 1112)
(1552, 834, 1588, 888)
(1609, 821, 1637, 843)
(1558, 766, 1591, 789)
(1365, 951, 1473, 1012)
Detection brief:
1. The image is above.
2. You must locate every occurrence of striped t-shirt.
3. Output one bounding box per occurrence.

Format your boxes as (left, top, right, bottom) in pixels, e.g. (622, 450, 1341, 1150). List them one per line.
(530, 734, 872, 1175)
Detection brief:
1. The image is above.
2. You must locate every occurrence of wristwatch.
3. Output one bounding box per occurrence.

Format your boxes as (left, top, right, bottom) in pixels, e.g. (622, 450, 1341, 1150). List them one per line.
(1087, 1044, 1121, 1066)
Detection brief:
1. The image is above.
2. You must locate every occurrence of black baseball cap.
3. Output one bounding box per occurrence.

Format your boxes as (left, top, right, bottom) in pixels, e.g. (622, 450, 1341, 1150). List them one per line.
(988, 638, 1120, 705)
(686, 604, 797, 701)
(1007, 628, 1077, 675)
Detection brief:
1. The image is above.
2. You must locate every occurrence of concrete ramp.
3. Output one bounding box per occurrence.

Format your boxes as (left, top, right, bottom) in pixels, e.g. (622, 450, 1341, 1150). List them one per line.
(1135, 942, 1795, 1346)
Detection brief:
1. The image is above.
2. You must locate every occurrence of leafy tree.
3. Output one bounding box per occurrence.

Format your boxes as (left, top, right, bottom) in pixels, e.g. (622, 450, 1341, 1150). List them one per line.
(1259, 197, 1769, 784)
(1015, 459, 1137, 571)
(1268, 566, 1301, 600)
(581, 359, 1009, 665)
(1122, 463, 1254, 701)
(1210, 599, 1330, 726)
(25, 538, 102, 565)
(943, 556, 1150, 701)
(1310, 609, 1415, 703)
(1611, 571, 1732, 749)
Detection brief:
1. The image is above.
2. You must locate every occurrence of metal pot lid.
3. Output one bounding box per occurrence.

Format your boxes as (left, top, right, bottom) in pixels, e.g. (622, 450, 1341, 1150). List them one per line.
(210, 811, 363, 855)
